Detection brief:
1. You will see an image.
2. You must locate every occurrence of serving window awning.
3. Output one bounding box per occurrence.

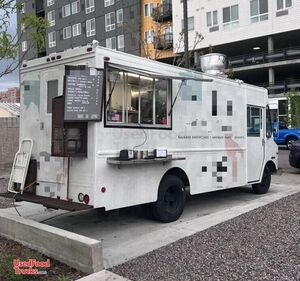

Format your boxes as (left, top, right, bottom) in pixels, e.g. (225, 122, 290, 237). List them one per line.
(107, 62, 213, 83)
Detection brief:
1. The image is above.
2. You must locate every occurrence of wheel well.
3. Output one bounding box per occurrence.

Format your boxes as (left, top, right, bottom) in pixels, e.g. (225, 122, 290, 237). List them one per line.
(285, 135, 298, 143)
(266, 161, 277, 174)
(164, 168, 190, 188)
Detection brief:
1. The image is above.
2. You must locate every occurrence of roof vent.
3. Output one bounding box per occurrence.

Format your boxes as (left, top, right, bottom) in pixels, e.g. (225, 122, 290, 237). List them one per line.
(200, 53, 227, 75)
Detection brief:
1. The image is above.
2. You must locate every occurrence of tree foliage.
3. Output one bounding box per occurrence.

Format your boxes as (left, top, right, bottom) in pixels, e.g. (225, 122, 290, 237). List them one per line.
(0, 0, 48, 78)
(286, 89, 300, 128)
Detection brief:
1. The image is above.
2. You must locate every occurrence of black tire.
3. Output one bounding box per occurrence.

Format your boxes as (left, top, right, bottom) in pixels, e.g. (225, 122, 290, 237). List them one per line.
(286, 137, 298, 150)
(252, 166, 271, 194)
(151, 175, 186, 223)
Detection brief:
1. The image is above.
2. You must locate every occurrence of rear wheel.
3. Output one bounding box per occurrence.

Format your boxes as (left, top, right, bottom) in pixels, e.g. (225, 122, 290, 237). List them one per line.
(151, 175, 186, 223)
(252, 166, 271, 194)
(286, 137, 298, 150)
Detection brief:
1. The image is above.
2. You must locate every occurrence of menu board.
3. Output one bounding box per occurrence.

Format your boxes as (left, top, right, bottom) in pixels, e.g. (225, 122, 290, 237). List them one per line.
(64, 66, 104, 121)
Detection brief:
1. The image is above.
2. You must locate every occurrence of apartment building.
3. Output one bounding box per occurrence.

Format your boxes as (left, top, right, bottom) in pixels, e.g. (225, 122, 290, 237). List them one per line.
(0, 88, 20, 103)
(173, 0, 300, 95)
(18, 0, 140, 60)
(141, 0, 175, 62)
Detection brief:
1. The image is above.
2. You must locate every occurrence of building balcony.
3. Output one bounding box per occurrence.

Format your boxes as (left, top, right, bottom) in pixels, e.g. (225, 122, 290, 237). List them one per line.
(228, 46, 300, 69)
(152, 2, 172, 22)
(255, 80, 300, 94)
(155, 33, 173, 50)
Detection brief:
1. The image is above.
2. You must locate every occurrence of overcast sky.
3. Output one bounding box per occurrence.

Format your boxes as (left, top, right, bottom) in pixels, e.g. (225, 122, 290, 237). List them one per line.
(0, 10, 19, 92)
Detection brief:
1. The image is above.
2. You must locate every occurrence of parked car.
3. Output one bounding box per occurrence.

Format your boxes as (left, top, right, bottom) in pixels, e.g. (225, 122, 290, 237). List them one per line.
(273, 120, 300, 149)
(289, 140, 300, 169)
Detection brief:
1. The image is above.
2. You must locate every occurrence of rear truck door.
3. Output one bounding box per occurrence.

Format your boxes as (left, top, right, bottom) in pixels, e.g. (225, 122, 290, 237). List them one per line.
(247, 105, 265, 183)
(37, 69, 67, 199)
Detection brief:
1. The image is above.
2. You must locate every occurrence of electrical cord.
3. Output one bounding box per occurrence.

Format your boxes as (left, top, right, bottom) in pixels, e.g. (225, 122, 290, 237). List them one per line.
(133, 123, 148, 151)
(12, 181, 36, 217)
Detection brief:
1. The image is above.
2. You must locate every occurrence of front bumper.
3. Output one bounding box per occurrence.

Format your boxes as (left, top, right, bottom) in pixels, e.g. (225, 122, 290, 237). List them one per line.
(289, 152, 300, 168)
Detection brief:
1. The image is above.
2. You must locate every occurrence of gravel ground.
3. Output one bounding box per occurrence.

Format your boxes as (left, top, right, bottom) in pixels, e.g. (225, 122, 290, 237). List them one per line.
(111, 192, 300, 281)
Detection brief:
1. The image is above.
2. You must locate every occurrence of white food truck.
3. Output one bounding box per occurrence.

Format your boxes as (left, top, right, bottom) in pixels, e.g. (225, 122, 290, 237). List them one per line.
(7, 45, 278, 222)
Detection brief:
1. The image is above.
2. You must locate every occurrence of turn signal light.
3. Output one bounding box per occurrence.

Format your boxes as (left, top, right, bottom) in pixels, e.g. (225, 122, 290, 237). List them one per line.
(83, 194, 90, 205)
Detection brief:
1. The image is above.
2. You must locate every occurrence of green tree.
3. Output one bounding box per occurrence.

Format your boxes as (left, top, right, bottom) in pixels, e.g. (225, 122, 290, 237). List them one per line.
(0, 0, 48, 78)
(286, 89, 300, 127)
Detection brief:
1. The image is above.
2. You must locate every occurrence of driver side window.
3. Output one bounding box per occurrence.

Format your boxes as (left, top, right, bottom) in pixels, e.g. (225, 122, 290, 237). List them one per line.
(247, 106, 262, 137)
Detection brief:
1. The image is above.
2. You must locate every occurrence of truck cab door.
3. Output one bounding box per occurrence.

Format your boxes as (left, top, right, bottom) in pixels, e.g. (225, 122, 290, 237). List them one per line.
(247, 106, 265, 183)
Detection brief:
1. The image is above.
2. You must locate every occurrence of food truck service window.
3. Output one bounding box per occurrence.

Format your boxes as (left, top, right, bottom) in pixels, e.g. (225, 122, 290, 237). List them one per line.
(106, 67, 171, 128)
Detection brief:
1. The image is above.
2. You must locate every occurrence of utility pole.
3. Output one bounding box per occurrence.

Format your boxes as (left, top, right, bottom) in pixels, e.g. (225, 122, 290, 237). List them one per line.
(183, 0, 189, 69)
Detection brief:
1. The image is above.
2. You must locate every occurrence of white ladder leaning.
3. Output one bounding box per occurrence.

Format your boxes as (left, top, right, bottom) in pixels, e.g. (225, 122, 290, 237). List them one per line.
(7, 139, 33, 194)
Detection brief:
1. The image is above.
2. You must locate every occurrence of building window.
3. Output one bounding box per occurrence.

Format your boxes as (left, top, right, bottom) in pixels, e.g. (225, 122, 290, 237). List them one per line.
(144, 3, 153, 16)
(72, 23, 81, 37)
(63, 26, 72, 39)
(117, 9, 123, 24)
(105, 12, 115, 32)
(85, 0, 95, 14)
(47, 0, 54, 7)
(48, 31, 56, 48)
(277, 0, 292, 10)
(72, 0, 80, 14)
(22, 41, 27, 52)
(86, 18, 96, 37)
(106, 68, 171, 128)
(104, 0, 115, 7)
(144, 30, 154, 43)
(47, 10, 55, 27)
(250, 0, 268, 23)
(62, 4, 71, 18)
(223, 5, 239, 28)
(207, 10, 218, 27)
(47, 80, 58, 114)
(118, 35, 124, 50)
(181, 16, 195, 31)
(106, 37, 116, 49)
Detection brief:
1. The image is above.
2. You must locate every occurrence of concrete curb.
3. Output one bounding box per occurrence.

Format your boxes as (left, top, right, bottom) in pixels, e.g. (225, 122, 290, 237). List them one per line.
(0, 212, 104, 274)
(77, 270, 131, 281)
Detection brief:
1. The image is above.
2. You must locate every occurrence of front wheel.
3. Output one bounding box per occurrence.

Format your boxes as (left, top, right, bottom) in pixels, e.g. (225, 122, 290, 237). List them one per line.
(252, 166, 271, 194)
(150, 175, 186, 223)
(286, 137, 298, 150)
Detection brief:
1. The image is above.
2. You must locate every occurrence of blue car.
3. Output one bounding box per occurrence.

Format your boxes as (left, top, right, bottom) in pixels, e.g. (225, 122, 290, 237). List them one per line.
(273, 120, 300, 149)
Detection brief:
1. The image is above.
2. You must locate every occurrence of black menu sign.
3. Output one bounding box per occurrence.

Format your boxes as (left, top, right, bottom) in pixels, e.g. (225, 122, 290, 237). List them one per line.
(64, 66, 104, 121)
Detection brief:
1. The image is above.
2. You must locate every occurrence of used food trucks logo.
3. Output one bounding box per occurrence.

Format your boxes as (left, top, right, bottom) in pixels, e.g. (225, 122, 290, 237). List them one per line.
(13, 259, 50, 275)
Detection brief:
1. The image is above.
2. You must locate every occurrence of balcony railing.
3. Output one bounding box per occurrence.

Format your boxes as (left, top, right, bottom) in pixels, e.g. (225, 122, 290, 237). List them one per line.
(152, 2, 172, 22)
(228, 46, 300, 68)
(255, 80, 300, 94)
(155, 33, 173, 50)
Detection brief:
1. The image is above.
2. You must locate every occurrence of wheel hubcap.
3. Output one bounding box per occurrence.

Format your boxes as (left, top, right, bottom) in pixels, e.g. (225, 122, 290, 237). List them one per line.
(164, 186, 180, 213)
